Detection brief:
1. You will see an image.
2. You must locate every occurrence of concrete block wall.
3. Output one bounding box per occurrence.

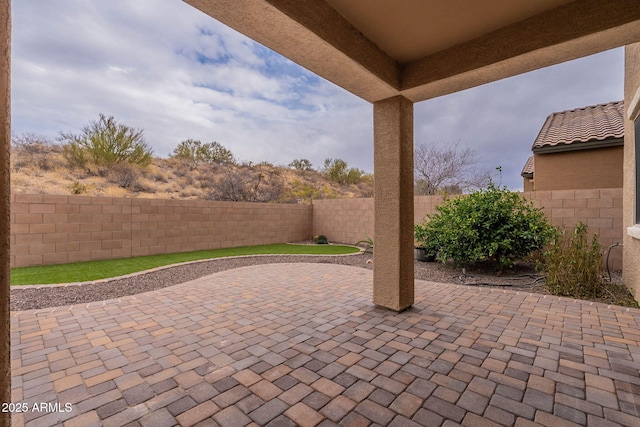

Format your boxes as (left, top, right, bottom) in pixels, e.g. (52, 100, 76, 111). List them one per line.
(524, 188, 624, 269)
(311, 194, 448, 245)
(10, 194, 312, 267)
(312, 188, 624, 269)
(10, 188, 623, 270)
(312, 198, 374, 245)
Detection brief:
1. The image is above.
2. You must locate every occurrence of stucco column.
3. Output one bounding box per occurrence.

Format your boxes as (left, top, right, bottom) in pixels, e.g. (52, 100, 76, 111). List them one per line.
(373, 96, 414, 311)
(0, 1, 9, 425)
(623, 43, 640, 299)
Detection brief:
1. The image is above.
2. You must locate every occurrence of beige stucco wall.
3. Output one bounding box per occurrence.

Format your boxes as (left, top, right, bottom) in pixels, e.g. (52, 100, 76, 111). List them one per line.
(533, 146, 623, 191)
(10, 194, 312, 268)
(523, 177, 534, 192)
(0, 0, 9, 421)
(624, 43, 640, 298)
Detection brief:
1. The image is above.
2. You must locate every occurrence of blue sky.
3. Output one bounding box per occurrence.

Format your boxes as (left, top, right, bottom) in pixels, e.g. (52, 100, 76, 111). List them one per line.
(12, 0, 624, 190)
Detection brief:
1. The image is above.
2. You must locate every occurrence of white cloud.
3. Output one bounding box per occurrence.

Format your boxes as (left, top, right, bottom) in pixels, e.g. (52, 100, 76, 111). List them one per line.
(415, 48, 624, 189)
(12, 1, 623, 188)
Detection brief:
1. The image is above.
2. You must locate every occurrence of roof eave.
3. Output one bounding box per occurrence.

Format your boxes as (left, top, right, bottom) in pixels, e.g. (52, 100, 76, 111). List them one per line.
(533, 137, 624, 154)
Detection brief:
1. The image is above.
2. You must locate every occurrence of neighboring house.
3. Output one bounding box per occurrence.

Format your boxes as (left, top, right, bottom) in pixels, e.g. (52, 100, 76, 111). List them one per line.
(522, 100, 624, 191)
(521, 155, 534, 191)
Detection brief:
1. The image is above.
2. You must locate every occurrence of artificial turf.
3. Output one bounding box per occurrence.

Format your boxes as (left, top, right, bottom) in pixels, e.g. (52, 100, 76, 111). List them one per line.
(11, 243, 359, 285)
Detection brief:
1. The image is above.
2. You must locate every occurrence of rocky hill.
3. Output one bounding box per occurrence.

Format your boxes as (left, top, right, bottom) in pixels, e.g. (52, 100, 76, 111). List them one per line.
(10, 136, 374, 203)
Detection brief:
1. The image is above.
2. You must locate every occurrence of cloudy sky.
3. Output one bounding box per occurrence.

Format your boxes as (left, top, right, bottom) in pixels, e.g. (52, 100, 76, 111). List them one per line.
(12, 1, 624, 190)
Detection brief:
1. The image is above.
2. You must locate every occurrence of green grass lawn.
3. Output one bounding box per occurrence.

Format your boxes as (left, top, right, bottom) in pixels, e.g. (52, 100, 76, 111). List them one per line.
(11, 243, 360, 286)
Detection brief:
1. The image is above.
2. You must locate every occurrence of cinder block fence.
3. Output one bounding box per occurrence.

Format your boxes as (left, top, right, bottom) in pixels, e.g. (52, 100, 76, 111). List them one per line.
(10, 194, 312, 267)
(10, 188, 623, 269)
(312, 188, 624, 270)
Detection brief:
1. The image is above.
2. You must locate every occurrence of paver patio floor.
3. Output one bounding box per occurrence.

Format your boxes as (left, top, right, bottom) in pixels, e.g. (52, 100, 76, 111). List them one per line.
(10, 263, 640, 426)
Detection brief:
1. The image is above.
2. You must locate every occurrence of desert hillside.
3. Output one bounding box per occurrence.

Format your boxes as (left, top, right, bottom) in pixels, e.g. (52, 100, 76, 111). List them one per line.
(10, 134, 374, 203)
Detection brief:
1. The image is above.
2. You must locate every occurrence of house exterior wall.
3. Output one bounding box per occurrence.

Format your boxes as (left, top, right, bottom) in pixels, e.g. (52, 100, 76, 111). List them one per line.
(523, 178, 534, 192)
(624, 43, 640, 299)
(533, 146, 623, 191)
(0, 1, 9, 421)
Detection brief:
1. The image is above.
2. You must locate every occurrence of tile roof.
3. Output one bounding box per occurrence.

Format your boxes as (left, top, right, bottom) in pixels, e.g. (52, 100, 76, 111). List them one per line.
(521, 155, 534, 177)
(532, 100, 624, 151)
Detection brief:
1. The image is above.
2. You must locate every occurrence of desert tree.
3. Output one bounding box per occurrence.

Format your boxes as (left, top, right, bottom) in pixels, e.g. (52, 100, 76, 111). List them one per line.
(322, 158, 370, 185)
(288, 158, 313, 171)
(59, 114, 152, 171)
(172, 139, 235, 170)
(413, 141, 489, 195)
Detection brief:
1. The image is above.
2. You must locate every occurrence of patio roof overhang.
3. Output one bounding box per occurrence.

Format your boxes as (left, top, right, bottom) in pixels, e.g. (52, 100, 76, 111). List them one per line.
(183, 0, 640, 103)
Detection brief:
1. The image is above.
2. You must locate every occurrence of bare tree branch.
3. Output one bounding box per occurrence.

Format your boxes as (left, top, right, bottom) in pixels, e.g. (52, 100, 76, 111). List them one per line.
(414, 141, 489, 195)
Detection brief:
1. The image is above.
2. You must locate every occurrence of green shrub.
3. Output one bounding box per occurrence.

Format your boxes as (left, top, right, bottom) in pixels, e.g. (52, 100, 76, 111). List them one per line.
(356, 236, 373, 254)
(60, 114, 152, 170)
(416, 183, 556, 268)
(288, 158, 313, 171)
(69, 181, 87, 195)
(315, 235, 328, 244)
(172, 139, 235, 169)
(413, 223, 437, 258)
(543, 222, 604, 299)
(322, 158, 370, 184)
(62, 140, 88, 169)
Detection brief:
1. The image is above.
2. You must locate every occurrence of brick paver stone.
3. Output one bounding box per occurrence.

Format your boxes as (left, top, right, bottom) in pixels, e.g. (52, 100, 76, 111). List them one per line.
(249, 398, 289, 425)
(9, 263, 640, 426)
(284, 402, 325, 427)
(175, 401, 220, 426)
(213, 406, 252, 427)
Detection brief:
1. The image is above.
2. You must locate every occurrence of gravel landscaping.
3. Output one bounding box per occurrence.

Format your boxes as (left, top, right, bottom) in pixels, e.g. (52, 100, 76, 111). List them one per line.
(10, 253, 632, 311)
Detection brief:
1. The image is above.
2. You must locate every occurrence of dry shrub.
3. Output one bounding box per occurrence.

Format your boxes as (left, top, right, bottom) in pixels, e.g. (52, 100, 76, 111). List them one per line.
(69, 182, 87, 195)
(134, 178, 156, 194)
(543, 223, 604, 299)
(180, 188, 200, 198)
(108, 165, 139, 189)
(100, 186, 129, 198)
(150, 168, 169, 183)
(11, 133, 63, 171)
(209, 164, 285, 202)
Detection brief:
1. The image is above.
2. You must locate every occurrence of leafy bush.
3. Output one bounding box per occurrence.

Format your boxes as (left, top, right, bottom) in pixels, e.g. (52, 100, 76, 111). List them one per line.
(543, 223, 604, 299)
(315, 235, 328, 244)
(69, 181, 87, 195)
(322, 158, 370, 185)
(416, 183, 556, 268)
(413, 223, 437, 259)
(288, 158, 313, 171)
(59, 114, 152, 170)
(172, 139, 235, 169)
(356, 236, 373, 254)
(284, 180, 338, 204)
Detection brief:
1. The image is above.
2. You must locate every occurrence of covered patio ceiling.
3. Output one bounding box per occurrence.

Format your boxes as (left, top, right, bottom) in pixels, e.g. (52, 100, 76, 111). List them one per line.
(184, 0, 640, 103)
